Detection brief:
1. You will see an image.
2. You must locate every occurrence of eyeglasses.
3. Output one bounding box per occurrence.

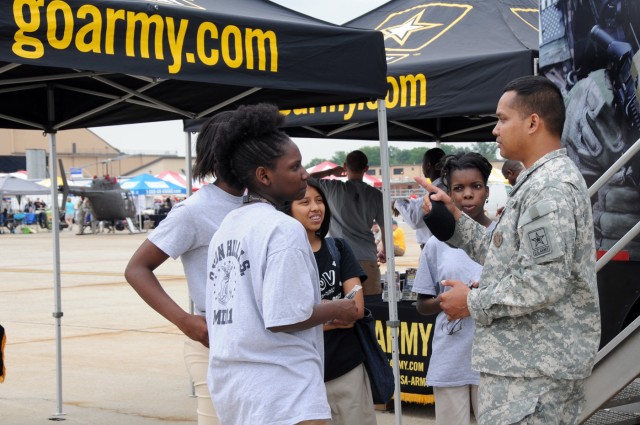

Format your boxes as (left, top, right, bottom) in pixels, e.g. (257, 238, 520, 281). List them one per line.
(441, 318, 463, 335)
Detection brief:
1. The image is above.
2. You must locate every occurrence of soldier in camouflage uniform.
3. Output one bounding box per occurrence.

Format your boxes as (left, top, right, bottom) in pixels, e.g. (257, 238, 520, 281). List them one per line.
(416, 76, 601, 424)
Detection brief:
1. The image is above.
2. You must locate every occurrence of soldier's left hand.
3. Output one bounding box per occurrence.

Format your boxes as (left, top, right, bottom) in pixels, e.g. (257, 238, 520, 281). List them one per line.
(439, 280, 471, 320)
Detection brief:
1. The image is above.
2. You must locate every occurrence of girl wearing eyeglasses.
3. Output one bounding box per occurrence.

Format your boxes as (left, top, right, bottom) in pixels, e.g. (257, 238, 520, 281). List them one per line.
(413, 152, 496, 425)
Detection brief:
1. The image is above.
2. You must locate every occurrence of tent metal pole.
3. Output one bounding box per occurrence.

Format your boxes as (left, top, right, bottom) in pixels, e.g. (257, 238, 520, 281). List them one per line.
(185, 131, 193, 196)
(184, 130, 196, 398)
(46, 84, 65, 419)
(48, 130, 65, 418)
(377, 99, 402, 425)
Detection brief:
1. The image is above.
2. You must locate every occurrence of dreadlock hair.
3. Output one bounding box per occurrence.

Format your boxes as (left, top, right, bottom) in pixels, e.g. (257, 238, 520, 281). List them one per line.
(280, 179, 332, 239)
(193, 110, 234, 183)
(440, 152, 493, 191)
(207, 103, 291, 193)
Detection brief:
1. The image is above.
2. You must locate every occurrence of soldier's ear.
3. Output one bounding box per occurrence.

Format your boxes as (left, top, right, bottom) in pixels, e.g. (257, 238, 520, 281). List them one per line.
(528, 113, 540, 134)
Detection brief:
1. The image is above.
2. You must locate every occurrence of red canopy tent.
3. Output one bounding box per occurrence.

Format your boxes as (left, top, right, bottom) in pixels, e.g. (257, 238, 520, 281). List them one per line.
(155, 170, 203, 192)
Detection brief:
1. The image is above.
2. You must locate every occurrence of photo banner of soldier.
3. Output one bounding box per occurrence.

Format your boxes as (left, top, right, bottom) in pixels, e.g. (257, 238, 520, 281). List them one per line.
(539, 0, 640, 345)
(280, 0, 539, 142)
(539, 0, 640, 244)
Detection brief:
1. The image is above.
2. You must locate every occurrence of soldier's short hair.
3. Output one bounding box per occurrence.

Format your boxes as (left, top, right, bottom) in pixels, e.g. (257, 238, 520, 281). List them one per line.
(503, 75, 565, 138)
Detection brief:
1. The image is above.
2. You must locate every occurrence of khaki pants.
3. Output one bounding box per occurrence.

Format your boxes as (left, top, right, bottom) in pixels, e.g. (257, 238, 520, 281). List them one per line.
(434, 384, 478, 425)
(184, 339, 219, 425)
(325, 363, 377, 425)
(358, 260, 382, 295)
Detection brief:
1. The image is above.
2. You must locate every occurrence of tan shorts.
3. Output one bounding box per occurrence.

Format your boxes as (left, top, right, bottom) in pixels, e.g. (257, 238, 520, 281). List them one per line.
(358, 260, 382, 295)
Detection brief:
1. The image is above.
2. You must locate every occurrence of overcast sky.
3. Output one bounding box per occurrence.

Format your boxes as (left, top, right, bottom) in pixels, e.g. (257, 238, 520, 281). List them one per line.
(90, 0, 446, 164)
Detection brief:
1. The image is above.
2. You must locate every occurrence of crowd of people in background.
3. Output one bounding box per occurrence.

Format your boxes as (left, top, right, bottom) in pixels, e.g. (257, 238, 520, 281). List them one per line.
(120, 75, 600, 425)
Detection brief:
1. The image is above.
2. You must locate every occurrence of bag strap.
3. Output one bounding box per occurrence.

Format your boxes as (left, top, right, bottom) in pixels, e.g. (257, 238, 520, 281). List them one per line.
(325, 237, 341, 264)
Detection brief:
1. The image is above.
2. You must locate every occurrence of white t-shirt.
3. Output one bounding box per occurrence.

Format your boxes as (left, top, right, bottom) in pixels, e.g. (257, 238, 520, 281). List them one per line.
(395, 177, 445, 245)
(148, 184, 243, 315)
(206, 203, 329, 425)
(395, 197, 432, 245)
(412, 222, 495, 387)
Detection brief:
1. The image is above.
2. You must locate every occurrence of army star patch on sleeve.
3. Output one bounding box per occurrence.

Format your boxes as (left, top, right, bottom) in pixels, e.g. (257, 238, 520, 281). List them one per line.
(528, 227, 551, 257)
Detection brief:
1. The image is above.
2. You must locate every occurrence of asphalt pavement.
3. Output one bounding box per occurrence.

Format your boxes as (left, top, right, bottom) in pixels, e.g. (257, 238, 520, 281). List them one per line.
(0, 220, 446, 425)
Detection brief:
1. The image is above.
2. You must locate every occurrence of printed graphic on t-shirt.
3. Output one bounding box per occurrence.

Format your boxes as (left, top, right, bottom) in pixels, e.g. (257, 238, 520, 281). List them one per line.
(208, 239, 250, 325)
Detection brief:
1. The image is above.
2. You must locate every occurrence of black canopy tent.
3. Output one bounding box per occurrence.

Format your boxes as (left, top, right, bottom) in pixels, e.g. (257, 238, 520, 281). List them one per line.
(280, 0, 540, 142)
(0, 0, 387, 418)
(0, 0, 387, 130)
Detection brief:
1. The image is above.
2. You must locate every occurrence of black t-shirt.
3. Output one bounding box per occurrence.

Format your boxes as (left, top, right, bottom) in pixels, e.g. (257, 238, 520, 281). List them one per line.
(314, 238, 367, 381)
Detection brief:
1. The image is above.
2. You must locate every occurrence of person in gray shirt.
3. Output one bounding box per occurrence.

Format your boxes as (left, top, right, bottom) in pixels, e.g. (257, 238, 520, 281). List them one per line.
(416, 76, 600, 424)
(311, 150, 385, 297)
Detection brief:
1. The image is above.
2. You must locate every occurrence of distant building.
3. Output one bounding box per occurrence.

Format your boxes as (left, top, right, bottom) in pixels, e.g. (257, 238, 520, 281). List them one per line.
(0, 128, 188, 178)
(368, 160, 505, 197)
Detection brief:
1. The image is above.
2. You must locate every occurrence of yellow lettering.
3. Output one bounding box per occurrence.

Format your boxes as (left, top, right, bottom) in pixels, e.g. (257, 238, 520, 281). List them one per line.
(105, 8, 125, 55)
(166, 18, 188, 74)
(419, 322, 432, 357)
(386, 75, 400, 108)
(293, 108, 310, 115)
(367, 99, 378, 110)
(75, 5, 102, 53)
(401, 322, 419, 356)
(12, 0, 45, 59)
(245, 28, 277, 71)
(196, 22, 218, 66)
(126, 11, 164, 59)
(221, 25, 243, 69)
(399, 74, 427, 107)
(343, 103, 358, 120)
(47, 0, 73, 50)
(375, 320, 387, 352)
(410, 376, 426, 386)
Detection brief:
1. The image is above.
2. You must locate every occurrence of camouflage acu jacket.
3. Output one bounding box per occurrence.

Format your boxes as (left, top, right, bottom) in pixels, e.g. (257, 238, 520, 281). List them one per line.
(448, 149, 601, 380)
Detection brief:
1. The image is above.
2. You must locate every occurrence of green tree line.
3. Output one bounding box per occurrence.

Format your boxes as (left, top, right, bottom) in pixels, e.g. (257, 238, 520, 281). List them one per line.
(304, 142, 498, 168)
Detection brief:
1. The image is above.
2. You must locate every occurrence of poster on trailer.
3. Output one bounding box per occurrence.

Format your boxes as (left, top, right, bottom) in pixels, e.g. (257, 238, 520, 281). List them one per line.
(539, 0, 640, 259)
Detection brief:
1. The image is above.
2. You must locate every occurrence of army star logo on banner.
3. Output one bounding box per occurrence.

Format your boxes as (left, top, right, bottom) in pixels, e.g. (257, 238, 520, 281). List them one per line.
(510, 7, 540, 31)
(376, 3, 473, 64)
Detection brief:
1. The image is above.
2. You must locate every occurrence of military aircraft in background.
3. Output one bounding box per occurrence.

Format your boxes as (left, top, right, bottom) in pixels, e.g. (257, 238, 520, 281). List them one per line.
(58, 159, 138, 232)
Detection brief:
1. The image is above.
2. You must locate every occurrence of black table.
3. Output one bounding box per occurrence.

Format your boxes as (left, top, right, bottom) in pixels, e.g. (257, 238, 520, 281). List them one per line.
(366, 299, 436, 404)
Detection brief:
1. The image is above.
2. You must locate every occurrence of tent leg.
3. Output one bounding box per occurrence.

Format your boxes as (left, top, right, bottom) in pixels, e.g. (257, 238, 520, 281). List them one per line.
(377, 100, 402, 425)
(48, 131, 65, 419)
(184, 130, 197, 398)
(185, 130, 193, 196)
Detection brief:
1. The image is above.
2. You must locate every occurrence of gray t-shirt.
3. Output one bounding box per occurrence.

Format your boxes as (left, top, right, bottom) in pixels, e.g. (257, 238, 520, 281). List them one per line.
(413, 222, 495, 387)
(316, 178, 384, 261)
(206, 203, 329, 424)
(148, 184, 243, 315)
